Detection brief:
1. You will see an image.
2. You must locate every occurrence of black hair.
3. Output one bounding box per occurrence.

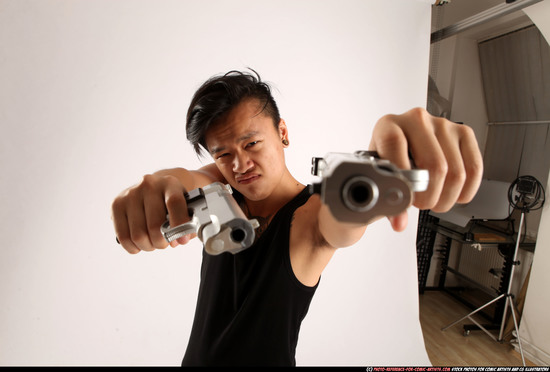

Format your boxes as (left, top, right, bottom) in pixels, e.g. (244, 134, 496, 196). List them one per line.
(186, 69, 281, 156)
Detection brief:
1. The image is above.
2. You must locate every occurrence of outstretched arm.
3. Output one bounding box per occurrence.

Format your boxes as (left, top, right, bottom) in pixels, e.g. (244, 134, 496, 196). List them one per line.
(318, 107, 483, 248)
(111, 163, 224, 254)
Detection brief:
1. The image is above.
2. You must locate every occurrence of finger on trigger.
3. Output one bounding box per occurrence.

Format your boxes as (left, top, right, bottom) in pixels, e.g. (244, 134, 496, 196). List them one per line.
(164, 181, 190, 232)
(176, 232, 197, 246)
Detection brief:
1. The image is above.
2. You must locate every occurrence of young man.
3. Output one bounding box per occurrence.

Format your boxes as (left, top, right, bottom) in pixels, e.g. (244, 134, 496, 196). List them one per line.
(111, 70, 483, 366)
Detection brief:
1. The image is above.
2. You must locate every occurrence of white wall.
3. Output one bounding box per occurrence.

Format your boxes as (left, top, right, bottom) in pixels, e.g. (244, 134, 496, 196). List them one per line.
(518, 171, 550, 365)
(519, 1, 550, 365)
(0, 0, 433, 366)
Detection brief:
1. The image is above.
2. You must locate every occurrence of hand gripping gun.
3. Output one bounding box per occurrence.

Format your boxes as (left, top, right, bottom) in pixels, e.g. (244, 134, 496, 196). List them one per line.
(161, 182, 259, 255)
(309, 151, 429, 224)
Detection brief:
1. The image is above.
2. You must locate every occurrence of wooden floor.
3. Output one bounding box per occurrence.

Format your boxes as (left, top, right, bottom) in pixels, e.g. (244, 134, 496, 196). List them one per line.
(419, 290, 534, 366)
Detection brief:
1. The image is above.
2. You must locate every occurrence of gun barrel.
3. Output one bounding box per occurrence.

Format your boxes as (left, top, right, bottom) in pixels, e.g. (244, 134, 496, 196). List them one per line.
(310, 151, 429, 223)
(342, 176, 378, 212)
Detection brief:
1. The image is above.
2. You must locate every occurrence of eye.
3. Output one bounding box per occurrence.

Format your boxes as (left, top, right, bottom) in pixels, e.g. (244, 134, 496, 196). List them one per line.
(246, 141, 259, 148)
(216, 153, 230, 160)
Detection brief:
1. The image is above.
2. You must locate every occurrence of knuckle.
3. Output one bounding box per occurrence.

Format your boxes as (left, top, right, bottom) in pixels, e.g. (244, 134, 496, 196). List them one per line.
(383, 129, 405, 146)
(165, 192, 186, 210)
(125, 186, 141, 201)
(423, 157, 447, 180)
(377, 113, 397, 125)
(130, 230, 149, 246)
(455, 123, 479, 144)
(434, 160, 449, 178)
(140, 174, 158, 191)
(159, 174, 182, 191)
(446, 165, 466, 185)
(408, 107, 430, 124)
(465, 159, 483, 180)
(162, 174, 181, 185)
(433, 118, 452, 135)
(458, 123, 475, 137)
(111, 196, 125, 212)
(374, 127, 407, 154)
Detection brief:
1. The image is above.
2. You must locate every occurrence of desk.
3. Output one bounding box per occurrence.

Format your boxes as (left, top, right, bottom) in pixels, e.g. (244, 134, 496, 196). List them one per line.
(421, 218, 535, 328)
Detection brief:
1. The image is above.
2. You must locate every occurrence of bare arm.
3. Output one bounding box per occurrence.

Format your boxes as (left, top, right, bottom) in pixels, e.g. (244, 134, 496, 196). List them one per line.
(153, 163, 223, 190)
(317, 203, 369, 248)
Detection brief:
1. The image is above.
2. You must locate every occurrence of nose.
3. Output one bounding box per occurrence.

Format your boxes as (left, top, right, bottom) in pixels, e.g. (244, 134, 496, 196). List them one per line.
(233, 151, 253, 174)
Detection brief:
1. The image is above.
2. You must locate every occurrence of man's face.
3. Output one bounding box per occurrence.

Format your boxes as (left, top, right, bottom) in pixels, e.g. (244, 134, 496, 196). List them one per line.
(205, 98, 288, 202)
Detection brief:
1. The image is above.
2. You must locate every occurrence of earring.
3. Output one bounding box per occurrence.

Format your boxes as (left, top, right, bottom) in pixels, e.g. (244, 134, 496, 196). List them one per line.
(282, 139, 289, 146)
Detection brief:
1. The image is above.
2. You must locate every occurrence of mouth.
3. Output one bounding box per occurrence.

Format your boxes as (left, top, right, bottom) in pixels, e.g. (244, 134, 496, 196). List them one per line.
(236, 173, 260, 185)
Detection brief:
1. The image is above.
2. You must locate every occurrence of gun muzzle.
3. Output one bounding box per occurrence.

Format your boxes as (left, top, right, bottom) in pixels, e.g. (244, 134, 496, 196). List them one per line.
(161, 182, 259, 255)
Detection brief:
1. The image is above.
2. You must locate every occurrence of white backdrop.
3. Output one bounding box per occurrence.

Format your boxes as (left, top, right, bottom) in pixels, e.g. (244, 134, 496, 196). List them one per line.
(0, 0, 433, 366)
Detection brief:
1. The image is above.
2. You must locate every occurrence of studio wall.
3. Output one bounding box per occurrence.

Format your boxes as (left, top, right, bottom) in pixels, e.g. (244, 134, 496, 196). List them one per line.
(0, 0, 432, 365)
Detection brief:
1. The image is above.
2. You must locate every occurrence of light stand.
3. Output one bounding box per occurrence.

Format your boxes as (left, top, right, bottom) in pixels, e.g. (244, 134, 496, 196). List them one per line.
(441, 176, 546, 367)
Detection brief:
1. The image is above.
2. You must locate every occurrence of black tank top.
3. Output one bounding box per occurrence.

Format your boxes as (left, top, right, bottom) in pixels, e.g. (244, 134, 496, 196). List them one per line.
(181, 186, 318, 366)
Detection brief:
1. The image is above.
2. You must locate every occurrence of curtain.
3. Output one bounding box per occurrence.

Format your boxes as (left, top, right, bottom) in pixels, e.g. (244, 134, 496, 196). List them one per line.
(479, 25, 550, 184)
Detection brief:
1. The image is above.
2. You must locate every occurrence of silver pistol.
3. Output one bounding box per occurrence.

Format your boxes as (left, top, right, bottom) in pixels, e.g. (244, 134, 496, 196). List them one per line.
(310, 151, 429, 224)
(161, 182, 259, 255)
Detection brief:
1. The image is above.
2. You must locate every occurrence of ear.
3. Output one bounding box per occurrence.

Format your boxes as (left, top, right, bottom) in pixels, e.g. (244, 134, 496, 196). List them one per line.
(278, 119, 288, 142)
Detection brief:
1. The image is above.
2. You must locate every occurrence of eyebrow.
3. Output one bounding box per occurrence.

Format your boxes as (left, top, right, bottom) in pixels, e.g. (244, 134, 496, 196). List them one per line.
(209, 131, 260, 155)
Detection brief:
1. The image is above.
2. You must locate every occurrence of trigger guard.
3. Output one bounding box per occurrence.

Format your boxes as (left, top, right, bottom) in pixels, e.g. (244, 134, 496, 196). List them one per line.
(161, 219, 197, 243)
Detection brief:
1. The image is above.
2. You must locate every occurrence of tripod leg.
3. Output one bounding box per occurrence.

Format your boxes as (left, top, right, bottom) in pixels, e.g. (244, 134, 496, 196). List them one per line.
(468, 315, 498, 342)
(498, 295, 511, 341)
(508, 299, 526, 366)
(441, 294, 504, 332)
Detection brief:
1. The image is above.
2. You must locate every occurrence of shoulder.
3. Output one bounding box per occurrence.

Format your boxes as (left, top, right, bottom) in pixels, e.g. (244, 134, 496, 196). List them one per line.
(192, 163, 226, 186)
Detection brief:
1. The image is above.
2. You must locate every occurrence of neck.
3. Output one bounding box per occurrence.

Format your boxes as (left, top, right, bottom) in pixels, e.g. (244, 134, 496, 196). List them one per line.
(243, 173, 304, 219)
